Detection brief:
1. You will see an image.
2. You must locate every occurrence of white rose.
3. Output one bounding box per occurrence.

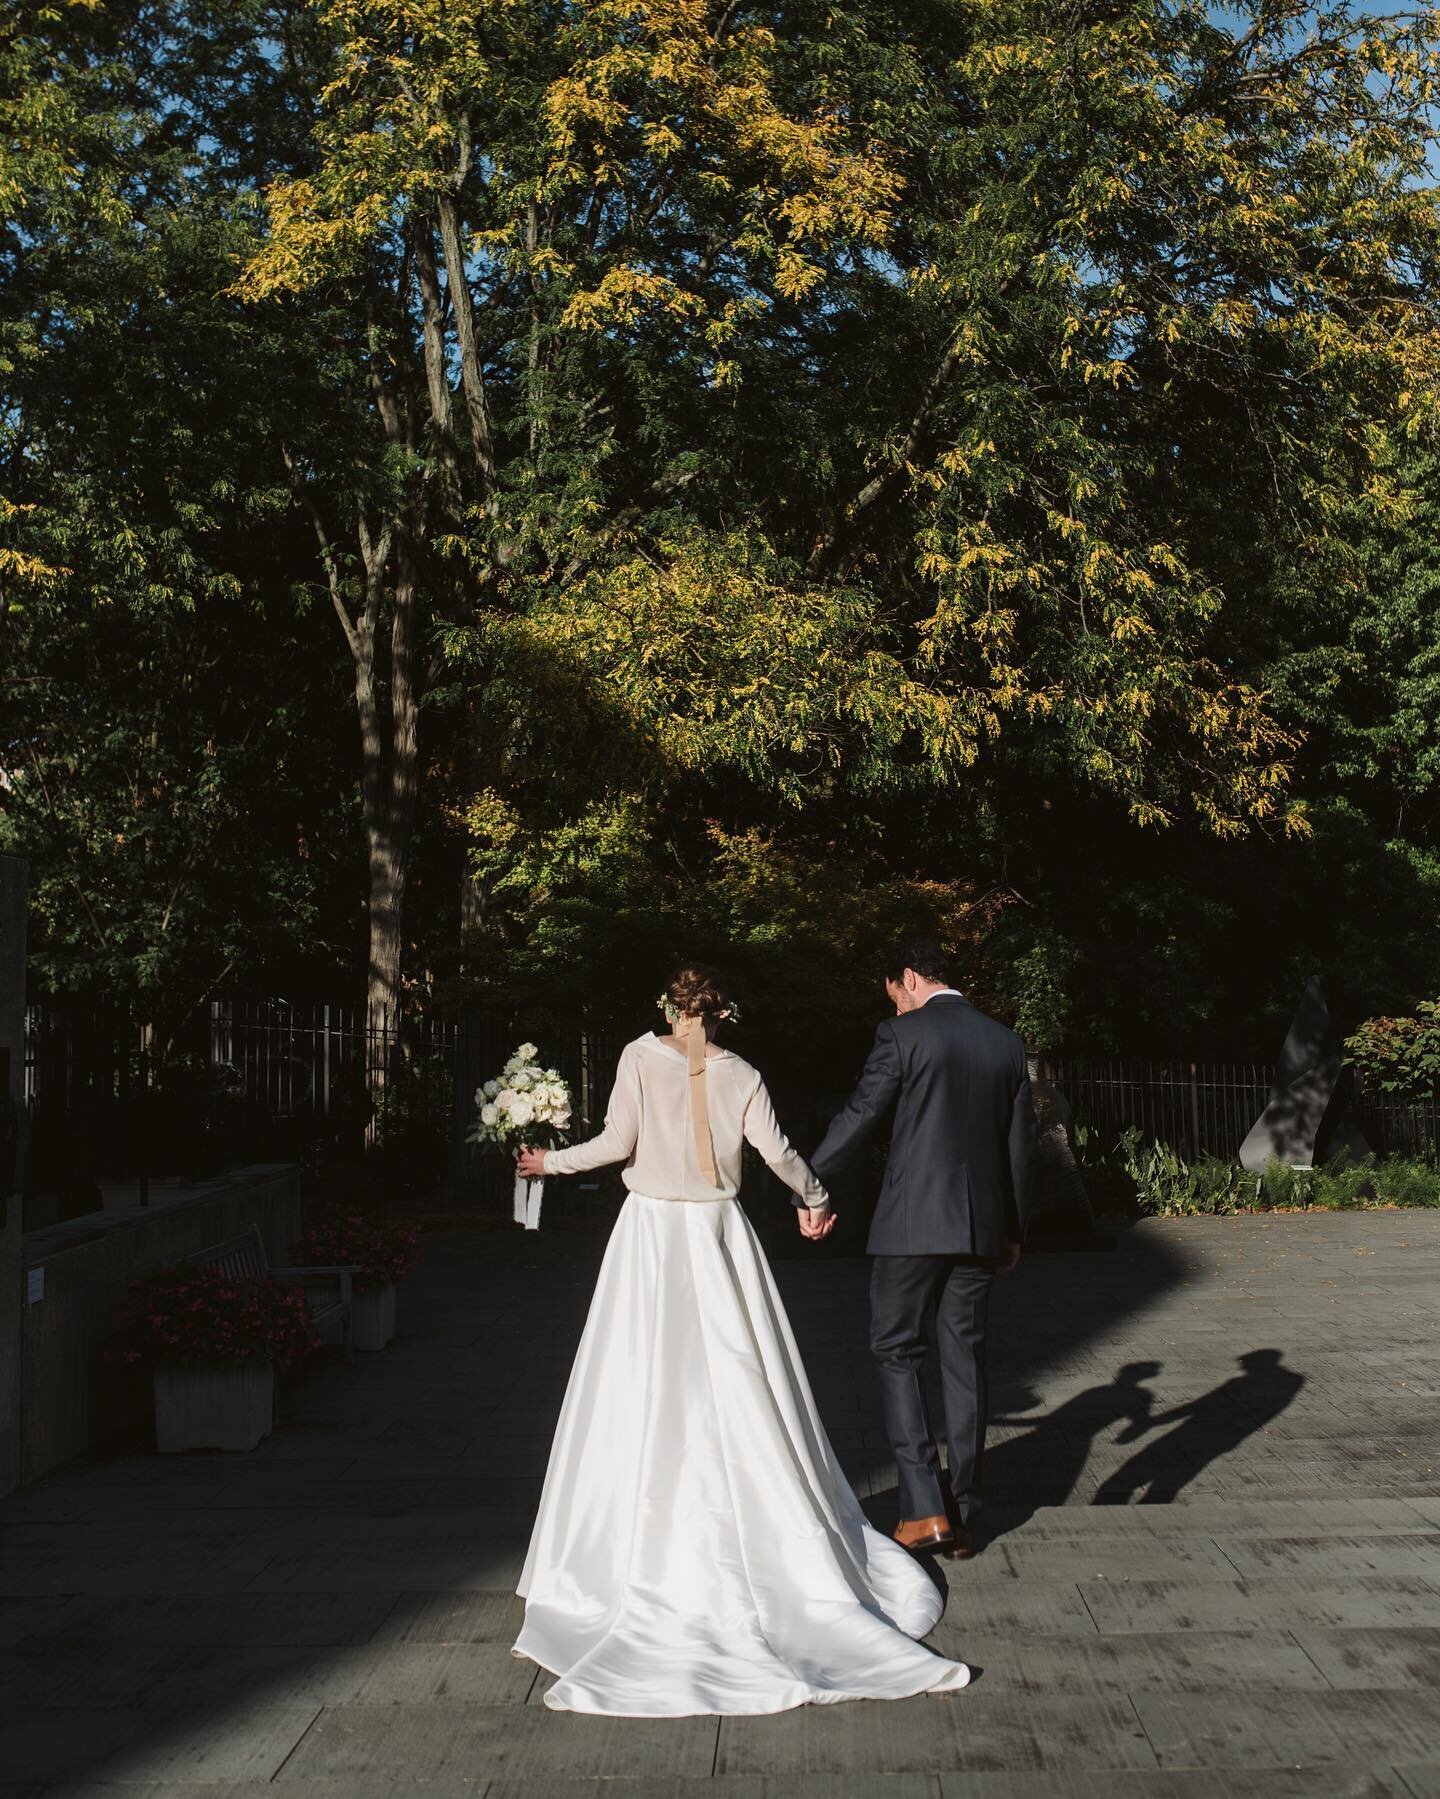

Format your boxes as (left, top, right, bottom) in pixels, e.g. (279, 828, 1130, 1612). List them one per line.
(515, 1042, 539, 1062)
(484, 1079, 500, 1099)
(512, 1071, 532, 1091)
(509, 1096, 534, 1127)
(479, 1103, 499, 1127)
(523, 1064, 544, 1082)
(495, 1088, 519, 1111)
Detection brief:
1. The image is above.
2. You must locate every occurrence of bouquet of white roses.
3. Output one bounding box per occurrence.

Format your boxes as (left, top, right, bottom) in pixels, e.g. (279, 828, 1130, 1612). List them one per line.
(468, 1043, 573, 1152)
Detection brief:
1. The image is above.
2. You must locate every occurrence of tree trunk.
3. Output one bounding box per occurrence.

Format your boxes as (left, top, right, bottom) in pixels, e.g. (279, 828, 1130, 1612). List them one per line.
(358, 540, 421, 1027)
(365, 828, 407, 1026)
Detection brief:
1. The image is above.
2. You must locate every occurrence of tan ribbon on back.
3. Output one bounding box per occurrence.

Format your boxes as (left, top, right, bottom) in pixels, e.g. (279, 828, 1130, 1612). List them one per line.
(673, 1013, 719, 1187)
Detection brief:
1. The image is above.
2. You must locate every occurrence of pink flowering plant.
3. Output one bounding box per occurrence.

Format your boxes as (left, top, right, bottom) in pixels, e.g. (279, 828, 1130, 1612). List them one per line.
(290, 1210, 421, 1294)
(104, 1265, 319, 1372)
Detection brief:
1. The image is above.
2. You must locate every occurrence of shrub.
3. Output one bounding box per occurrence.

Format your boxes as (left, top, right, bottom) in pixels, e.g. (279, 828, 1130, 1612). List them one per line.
(104, 1264, 319, 1372)
(1261, 1154, 1440, 1209)
(1070, 1122, 1134, 1216)
(291, 1208, 422, 1293)
(1117, 1129, 1258, 1216)
(1260, 1158, 1317, 1209)
(1367, 1156, 1440, 1208)
(1074, 1129, 1440, 1216)
(1345, 1000, 1440, 1099)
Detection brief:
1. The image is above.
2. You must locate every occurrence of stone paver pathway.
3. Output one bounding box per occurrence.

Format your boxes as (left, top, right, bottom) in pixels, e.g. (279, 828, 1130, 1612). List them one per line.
(2, 1209, 1439, 1797)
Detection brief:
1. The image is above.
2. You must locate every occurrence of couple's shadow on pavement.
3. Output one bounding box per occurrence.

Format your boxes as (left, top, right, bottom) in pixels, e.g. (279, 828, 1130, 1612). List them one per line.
(867, 1348, 1305, 1560)
(984, 1347, 1306, 1538)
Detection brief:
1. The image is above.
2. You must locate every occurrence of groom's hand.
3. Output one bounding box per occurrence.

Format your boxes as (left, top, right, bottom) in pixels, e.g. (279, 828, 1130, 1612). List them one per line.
(997, 1237, 1021, 1273)
(798, 1205, 836, 1240)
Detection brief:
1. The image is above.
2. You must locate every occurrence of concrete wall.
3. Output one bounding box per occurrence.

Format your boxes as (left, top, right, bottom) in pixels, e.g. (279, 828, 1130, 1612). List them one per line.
(19, 1163, 303, 1486)
(0, 853, 27, 1498)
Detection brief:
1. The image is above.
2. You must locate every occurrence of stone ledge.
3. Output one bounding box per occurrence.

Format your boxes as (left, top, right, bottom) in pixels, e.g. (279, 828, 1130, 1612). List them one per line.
(22, 1165, 300, 1266)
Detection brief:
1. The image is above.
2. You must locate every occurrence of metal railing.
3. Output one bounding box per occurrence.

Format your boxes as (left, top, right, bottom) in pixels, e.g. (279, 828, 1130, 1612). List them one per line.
(1050, 1054, 1437, 1164)
(21, 999, 625, 1203)
(21, 1002, 1438, 1204)
(1050, 1056, 1274, 1162)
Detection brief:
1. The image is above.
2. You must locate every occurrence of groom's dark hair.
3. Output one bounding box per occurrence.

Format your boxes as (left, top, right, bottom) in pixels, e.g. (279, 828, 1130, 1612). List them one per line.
(883, 938, 951, 987)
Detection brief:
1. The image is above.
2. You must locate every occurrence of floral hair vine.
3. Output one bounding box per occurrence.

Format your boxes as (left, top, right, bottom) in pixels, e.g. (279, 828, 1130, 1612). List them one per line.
(657, 992, 741, 1027)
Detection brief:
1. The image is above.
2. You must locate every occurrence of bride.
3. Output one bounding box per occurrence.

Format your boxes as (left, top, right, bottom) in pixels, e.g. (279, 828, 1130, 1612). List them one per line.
(510, 964, 971, 1716)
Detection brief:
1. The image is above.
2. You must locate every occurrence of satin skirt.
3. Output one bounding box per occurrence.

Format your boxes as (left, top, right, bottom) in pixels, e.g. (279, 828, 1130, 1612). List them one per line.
(514, 1191, 972, 1716)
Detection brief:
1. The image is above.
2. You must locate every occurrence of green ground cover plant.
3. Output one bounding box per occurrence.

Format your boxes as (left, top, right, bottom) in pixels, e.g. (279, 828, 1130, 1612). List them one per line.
(1080, 1128, 1440, 1217)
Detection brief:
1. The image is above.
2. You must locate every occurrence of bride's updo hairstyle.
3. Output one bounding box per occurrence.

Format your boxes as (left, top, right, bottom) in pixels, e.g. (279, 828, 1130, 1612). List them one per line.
(663, 963, 731, 1026)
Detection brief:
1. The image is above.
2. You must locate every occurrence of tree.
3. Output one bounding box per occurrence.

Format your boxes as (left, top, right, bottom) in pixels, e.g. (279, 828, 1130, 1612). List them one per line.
(438, 0, 1437, 1043)
(7, 0, 1440, 1060)
(1, 1, 358, 1025)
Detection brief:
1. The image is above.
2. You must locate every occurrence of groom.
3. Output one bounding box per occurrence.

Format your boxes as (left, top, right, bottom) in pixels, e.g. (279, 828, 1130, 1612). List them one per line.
(809, 940, 1038, 1559)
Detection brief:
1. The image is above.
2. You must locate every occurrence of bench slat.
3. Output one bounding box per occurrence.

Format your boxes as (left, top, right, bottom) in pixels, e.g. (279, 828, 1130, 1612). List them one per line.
(179, 1223, 356, 1357)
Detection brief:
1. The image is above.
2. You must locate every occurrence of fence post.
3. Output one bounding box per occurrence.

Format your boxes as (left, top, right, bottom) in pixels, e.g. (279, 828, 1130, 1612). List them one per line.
(1189, 1062, 1201, 1161)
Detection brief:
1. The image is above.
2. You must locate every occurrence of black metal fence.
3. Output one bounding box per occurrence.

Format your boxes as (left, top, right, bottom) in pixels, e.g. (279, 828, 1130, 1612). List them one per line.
(1050, 1056, 1273, 1163)
(1354, 1087, 1440, 1161)
(1049, 1054, 1438, 1164)
(205, 999, 625, 1197)
(20, 999, 625, 1212)
(19, 1001, 1439, 1214)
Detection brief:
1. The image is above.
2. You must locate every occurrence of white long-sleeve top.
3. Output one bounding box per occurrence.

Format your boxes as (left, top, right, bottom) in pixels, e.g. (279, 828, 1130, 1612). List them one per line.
(542, 1032, 829, 1208)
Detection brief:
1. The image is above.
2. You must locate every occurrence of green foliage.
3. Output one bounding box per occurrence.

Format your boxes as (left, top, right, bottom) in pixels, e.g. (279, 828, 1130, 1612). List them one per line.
(1115, 1129, 1258, 1217)
(367, 1048, 456, 1195)
(1370, 1157, 1440, 1208)
(453, 793, 987, 1084)
(1082, 1137, 1440, 1217)
(6, 0, 1440, 1059)
(1261, 1154, 1440, 1210)
(1345, 1001, 1440, 1099)
(251, 0, 1440, 837)
(0, 1, 360, 1020)
(1002, 933, 1078, 1055)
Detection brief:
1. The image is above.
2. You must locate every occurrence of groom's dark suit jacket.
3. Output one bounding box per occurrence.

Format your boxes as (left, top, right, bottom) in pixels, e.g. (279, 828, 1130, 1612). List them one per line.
(809, 994, 1038, 1258)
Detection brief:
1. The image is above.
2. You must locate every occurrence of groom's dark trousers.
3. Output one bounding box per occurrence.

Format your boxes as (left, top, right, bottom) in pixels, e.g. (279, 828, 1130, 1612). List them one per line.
(870, 1254, 994, 1526)
(809, 993, 1039, 1528)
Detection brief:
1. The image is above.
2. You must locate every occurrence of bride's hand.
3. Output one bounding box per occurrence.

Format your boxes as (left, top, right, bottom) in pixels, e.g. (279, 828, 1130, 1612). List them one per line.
(516, 1145, 548, 1180)
(798, 1204, 836, 1240)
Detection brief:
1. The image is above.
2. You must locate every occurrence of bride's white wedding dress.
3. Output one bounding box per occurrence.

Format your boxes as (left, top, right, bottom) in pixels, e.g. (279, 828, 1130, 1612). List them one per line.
(513, 1029, 971, 1716)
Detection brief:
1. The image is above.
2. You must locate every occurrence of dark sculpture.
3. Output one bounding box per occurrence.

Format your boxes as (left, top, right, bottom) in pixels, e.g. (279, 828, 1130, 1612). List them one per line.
(1239, 977, 1369, 1171)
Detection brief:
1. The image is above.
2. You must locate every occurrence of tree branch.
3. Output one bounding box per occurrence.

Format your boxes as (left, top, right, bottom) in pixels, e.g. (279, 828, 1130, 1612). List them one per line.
(282, 448, 364, 665)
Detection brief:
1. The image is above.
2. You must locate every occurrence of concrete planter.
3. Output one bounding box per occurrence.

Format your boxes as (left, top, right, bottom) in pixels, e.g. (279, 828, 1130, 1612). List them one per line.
(153, 1362, 274, 1453)
(352, 1282, 396, 1352)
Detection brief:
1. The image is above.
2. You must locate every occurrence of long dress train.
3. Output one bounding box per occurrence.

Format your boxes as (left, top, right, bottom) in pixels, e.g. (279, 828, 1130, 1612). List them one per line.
(514, 1190, 972, 1716)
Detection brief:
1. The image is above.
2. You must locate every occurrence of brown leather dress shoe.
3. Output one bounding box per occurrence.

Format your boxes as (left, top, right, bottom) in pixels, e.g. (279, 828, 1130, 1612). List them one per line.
(893, 1514, 956, 1553)
(941, 1527, 975, 1561)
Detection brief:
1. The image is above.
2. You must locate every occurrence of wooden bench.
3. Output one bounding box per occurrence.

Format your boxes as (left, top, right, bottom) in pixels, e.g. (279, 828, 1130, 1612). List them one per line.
(182, 1222, 361, 1359)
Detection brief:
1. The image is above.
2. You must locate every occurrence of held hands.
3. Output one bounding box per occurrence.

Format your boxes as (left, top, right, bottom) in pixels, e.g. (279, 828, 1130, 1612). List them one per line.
(997, 1237, 1022, 1274)
(516, 1144, 548, 1181)
(798, 1204, 837, 1241)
